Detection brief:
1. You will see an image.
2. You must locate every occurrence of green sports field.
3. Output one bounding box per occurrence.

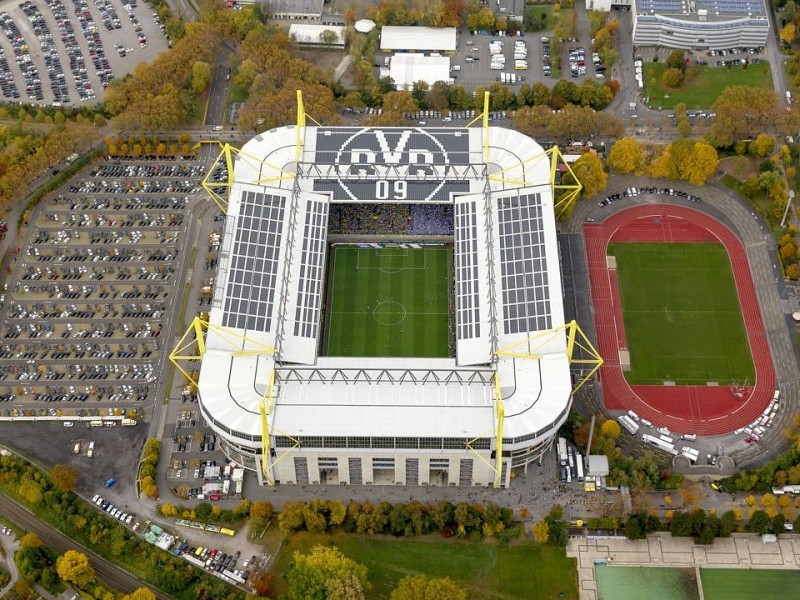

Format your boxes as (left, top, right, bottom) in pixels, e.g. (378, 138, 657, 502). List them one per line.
(610, 242, 755, 385)
(324, 245, 452, 358)
(700, 568, 800, 600)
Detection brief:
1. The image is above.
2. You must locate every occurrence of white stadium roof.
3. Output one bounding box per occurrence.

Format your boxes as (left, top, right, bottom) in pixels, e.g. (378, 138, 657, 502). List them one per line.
(380, 26, 457, 52)
(199, 124, 570, 452)
(389, 54, 450, 90)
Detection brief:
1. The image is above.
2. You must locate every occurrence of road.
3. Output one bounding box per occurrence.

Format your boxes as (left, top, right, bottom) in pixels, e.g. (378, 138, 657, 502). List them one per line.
(0, 494, 170, 600)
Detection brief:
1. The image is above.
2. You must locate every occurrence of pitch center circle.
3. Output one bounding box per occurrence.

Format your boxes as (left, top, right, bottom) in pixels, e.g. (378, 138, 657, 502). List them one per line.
(664, 299, 699, 323)
(372, 301, 407, 326)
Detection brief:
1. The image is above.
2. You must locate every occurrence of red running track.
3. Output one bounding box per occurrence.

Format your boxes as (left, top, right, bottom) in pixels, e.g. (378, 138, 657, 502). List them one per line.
(585, 206, 775, 435)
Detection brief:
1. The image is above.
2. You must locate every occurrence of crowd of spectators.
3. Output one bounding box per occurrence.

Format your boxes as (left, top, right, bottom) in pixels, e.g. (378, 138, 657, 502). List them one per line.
(327, 203, 454, 236)
(408, 205, 453, 235)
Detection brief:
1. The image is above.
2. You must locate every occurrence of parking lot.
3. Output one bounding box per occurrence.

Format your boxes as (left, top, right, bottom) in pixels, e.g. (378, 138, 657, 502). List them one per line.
(0, 155, 207, 419)
(440, 29, 601, 91)
(0, 0, 168, 105)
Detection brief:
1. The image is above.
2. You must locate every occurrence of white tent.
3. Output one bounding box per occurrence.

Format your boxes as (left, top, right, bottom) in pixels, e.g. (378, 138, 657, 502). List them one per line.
(389, 54, 450, 90)
(355, 19, 376, 33)
(380, 26, 457, 52)
(289, 24, 345, 47)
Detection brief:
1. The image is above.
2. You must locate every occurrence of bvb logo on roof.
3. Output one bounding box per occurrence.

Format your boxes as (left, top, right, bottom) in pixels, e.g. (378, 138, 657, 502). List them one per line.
(334, 128, 450, 201)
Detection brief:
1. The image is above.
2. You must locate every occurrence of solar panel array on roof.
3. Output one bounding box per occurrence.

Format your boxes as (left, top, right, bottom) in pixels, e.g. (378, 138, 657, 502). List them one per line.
(454, 200, 481, 340)
(221, 190, 285, 332)
(639, 0, 682, 12)
(695, 0, 764, 14)
(294, 199, 329, 338)
(497, 193, 552, 335)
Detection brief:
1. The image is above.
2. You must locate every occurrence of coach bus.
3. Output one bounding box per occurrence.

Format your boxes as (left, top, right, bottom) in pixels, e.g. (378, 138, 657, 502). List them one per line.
(617, 415, 639, 435)
(642, 434, 678, 456)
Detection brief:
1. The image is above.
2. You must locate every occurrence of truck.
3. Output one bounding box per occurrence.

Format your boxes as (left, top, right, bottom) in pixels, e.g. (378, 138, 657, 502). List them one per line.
(617, 415, 640, 435)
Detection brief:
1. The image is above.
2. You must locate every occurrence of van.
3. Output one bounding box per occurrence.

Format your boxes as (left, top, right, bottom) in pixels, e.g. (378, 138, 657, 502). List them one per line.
(451, 65, 461, 72)
(680, 434, 697, 441)
(213, 126, 223, 131)
(73, 442, 81, 454)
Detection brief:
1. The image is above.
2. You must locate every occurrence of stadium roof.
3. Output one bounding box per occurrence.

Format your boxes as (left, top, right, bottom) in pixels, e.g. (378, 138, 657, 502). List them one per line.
(288, 24, 345, 47)
(389, 54, 451, 90)
(380, 26, 457, 52)
(199, 125, 570, 447)
(634, 0, 766, 17)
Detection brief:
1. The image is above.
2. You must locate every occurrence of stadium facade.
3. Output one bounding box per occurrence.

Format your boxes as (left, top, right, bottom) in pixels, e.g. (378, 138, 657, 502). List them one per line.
(632, 0, 769, 50)
(182, 109, 599, 488)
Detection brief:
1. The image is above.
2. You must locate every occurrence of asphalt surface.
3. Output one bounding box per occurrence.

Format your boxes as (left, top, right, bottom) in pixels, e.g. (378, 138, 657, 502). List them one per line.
(0, 493, 169, 600)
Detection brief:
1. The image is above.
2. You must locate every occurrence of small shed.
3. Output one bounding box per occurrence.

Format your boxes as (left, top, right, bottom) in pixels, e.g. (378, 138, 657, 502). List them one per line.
(587, 454, 610, 477)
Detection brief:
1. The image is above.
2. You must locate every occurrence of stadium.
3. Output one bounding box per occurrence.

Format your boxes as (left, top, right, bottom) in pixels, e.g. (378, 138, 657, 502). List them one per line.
(172, 96, 601, 488)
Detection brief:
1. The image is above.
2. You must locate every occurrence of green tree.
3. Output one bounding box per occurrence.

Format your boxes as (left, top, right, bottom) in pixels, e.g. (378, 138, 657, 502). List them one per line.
(319, 29, 340, 46)
(56, 550, 95, 588)
(279, 501, 307, 533)
(748, 510, 770, 534)
(390, 575, 467, 600)
(720, 510, 738, 537)
(625, 515, 644, 540)
(287, 545, 369, 600)
(707, 86, 780, 147)
(19, 479, 43, 504)
(121, 589, 157, 600)
(751, 133, 776, 157)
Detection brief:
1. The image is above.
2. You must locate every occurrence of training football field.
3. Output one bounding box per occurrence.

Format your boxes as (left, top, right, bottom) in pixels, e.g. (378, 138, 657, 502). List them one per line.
(700, 568, 800, 600)
(325, 245, 451, 358)
(610, 242, 755, 385)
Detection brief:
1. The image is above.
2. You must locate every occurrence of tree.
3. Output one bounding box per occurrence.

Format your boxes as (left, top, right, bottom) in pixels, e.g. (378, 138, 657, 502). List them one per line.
(751, 133, 776, 157)
(608, 137, 647, 175)
(122, 589, 157, 600)
(191, 61, 212, 94)
(749, 510, 770, 534)
(56, 550, 95, 588)
(781, 23, 796, 47)
(250, 569, 275, 597)
(625, 515, 644, 540)
(532, 519, 550, 543)
(569, 152, 607, 199)
(661, 68, 684, 88)
(19, 479, 43, 504)
(707, 86, 780, 147)
(287, 545, 369, 600)
(771, 513, 786, 533)
(600, 419, 621, 440)
(720, 510, 738, 537)
(279, 501, 307, 533)
(19, 533, 42, 550)
(319, 29, 339, 46)
(666, 49, 686, 71)
(678, 479, 704, 507)
(50, 464, 79, 492)
(650, 139, 718, 185)
(390, 575, 467, 600)
(250, 501, 274, 530)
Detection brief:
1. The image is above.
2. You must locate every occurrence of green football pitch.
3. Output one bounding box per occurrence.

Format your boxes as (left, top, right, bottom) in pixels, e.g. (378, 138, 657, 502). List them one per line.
(324, 245, 452, 358)
(700, 568, 800, 600)
(610, 242, 755, 385)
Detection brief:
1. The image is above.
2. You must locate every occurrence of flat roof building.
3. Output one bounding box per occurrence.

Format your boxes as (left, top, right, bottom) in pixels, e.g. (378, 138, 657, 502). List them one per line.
(380, 26, 457, 53)
(389, 54, 450, 90)
(632, 0, 769, 50)
(289, 24, 345, 47)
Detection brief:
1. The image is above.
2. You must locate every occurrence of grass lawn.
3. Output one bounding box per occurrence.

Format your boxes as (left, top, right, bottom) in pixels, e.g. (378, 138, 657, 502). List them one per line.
(324, 245, 451, 357)
(643, 61, 773, 109)
(524, 6, 556, 31)
(272, 532, 578, 600)
(700, 568, 800, 600)
(610, 242, 755, 385)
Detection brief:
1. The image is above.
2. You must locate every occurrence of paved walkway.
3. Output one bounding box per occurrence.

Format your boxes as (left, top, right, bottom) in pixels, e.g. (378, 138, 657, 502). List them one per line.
(568, 532, 800, 600)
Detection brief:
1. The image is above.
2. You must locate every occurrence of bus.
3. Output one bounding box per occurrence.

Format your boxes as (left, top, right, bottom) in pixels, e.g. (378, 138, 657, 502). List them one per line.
(642, 434, 678, 455)
(576, 456, 585, 482)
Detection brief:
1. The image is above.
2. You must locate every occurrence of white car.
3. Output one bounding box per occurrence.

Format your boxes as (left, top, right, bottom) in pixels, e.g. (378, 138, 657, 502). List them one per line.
(63, 421, 73, 428)
(92, 494, 100, 503)
(126, 514, 134, 525)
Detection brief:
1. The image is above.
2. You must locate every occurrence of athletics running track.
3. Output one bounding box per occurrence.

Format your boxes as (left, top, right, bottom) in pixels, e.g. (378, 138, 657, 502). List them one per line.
(584, 205, 775, 435)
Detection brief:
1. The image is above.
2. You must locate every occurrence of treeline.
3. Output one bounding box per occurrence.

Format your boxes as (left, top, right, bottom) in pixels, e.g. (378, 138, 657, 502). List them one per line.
(104, 134, 195, 157)
(722, 429, 800, 492)
(139, 438, 160, 500)
(608, 136, 718, 186)
(0, 122, 99, 212)
(157, 498, 253, 524)
(0, 453, 242, 599)
(277, 498, 520, 541)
